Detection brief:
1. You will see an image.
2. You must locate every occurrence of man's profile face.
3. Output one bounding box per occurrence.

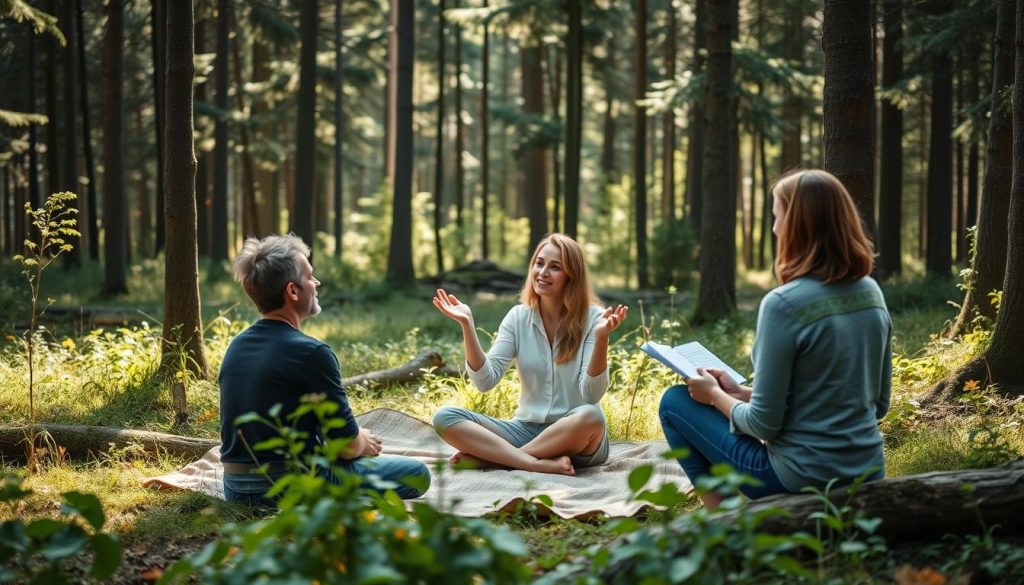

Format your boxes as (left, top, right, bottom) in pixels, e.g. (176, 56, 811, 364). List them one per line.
(294, 253, 321, 318)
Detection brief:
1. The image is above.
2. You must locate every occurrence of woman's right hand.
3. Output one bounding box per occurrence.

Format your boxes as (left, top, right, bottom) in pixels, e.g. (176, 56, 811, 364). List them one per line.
(706, 368, 747, 401)
(433, 288, 474, 327)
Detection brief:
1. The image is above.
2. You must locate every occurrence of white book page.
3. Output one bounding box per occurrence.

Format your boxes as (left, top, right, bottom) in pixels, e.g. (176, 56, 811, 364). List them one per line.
(642, 341, 698, 378)
(673, 342, 747, 384)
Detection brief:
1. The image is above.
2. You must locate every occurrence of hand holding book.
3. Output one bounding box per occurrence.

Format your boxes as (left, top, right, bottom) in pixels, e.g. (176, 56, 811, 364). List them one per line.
(640, 341, 747, 385)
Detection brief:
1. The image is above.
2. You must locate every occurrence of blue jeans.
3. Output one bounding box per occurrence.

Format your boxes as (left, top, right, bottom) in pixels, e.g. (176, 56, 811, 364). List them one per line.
(658, 385, 788, 499)
(223, 455, 430, 506)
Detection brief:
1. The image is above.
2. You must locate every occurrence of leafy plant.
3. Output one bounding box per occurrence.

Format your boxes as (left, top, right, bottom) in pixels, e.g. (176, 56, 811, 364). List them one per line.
(802, 472, 887, 577)
(11, 192, 79, 471)
(0, 474, 121, 584)
(160, 397, 531, 584)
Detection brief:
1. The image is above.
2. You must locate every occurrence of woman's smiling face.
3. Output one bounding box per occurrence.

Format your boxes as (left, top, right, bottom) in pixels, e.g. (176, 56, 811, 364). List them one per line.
(531, 243, 568, 299)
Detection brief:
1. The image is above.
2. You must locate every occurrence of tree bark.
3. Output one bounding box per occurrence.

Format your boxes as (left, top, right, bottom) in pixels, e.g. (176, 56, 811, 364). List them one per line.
(454, 1, 465, 244)
(210, 0, 231, 261)
(521, 42, 548, 259)
(152, 0, 167, 256)
(27, 25, 40, 212)
(661, 2, 677, 222)
(925, 0, 953, 277)
(684, 0, 705, 233)
(877, 0, 903, 279)
(780, 3, 803, 172)
(103, 0, 128, 296)
(60, 0, 81, 268)
(563, 0, 582, 238)
(634, 0, 649, 289)
(334, 0, 345, 258)
(948, 0, 1014, 336)
(292, 0, 319, 251)
(694, 0, 736, 321)
(480, 0, 491, 258)
(548, 46, 562, 234)
(433, 0, 447, 274)
(45, 0, 61, 200)
(76, 0, 98, 261)
(162, 0, 210, 379)
(385, 0, 416, 286)
(195, 15, 209, 257)
(822, 0, 876, 239)
(0, 424, 219, 462)
(228, 5, 259, 239)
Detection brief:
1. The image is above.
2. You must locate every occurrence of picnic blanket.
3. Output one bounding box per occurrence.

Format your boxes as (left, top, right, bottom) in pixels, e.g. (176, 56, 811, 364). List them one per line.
(143, 408, 692, 519)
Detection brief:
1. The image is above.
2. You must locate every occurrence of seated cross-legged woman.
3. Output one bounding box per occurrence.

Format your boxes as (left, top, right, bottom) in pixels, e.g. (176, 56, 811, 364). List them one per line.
(432, 233, 628, 476)
(659, 169, 892, 510)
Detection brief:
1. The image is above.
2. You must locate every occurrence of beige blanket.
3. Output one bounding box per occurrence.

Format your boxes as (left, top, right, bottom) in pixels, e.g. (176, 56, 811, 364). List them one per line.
(143, 408, 692, 519)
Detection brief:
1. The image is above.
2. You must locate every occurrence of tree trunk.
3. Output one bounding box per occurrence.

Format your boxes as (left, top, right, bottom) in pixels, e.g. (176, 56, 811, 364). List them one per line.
(634, 0, 649, 289)
(60, 0, 81, 268)
(334, 0, 345, 258)
(600, 36, 617, 186)
(694, 0, 736, 321)
(162, 0, 210, 379)
(822, 0, 876, 239)
(877, 0, 903, 279)
(553, 460, 1024, 583)
(661, 3, 677, 222)
(228, 5, 259, 239)
(480, 0, 491, 258)
(76, 0, 98, 261)
(548, 45, 563, 234)
(195, 15, 209, 257)
(0, 424, 219, 462)
(134, 107, 153, 259)
(292, 0, 318, 250)
(45, 0, 61, 200)
(27, 26, 40, 213)
(521, 42, 549, 258)
(684, 0, 706, 232)
(103, 0, 128, 296)
(211, 0, 230, 261)
(780, 3, 802, 172)
(153, 0, 167, 256)
(454, 2, 465, 243)
(929, 0, 1024, 402)
(965, 44, 980, 239)
(385, 0, 416, 286)
(947, 0, 1013, 337)
(925, 0, 953, 277)
(563, 0, 582, 238)
(497, 33, 510, 259)
(433, 0, 446, 274)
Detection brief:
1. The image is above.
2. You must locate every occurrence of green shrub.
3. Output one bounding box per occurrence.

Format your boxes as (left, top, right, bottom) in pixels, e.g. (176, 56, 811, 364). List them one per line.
(0, 474, 122, 583)
(649, 216, 699, 291)
(160, 398, 531, 584)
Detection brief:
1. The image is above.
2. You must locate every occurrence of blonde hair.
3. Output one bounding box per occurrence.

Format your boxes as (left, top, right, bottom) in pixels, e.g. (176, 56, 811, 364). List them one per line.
(519, 234, 601, 364)
(771, 169, 874, 284)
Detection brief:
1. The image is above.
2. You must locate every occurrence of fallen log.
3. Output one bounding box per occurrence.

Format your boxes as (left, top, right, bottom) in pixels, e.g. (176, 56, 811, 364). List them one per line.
(0, 425, 219, 461)
(0, 350, 462, 461)
(556, 459, 1024, 581)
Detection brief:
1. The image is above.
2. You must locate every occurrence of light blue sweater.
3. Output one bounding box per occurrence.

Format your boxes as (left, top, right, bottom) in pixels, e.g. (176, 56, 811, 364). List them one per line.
(730, 276, 892, 492)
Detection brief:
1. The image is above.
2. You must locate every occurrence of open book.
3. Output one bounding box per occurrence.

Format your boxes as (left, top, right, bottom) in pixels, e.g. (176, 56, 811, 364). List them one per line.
(640, 341, 747, 385)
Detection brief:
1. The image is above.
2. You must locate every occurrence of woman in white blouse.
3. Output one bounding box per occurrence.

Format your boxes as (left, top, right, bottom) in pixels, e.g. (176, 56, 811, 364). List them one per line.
(432, 233, 628, 476)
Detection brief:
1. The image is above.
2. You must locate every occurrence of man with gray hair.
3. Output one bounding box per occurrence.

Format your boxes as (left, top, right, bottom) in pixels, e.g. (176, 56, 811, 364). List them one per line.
(219, 234, 430, 504)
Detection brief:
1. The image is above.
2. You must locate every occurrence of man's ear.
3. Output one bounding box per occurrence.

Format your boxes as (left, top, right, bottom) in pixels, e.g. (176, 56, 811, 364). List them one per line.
(285, 282, 298, 301)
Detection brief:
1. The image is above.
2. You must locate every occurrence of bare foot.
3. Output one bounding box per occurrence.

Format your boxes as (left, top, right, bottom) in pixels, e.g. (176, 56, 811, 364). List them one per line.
(449, 451, 502, 470)
(530, 456, 575, 476)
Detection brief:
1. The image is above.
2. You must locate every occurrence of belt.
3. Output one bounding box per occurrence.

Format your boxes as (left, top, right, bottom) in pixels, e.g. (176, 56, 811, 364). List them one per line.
(222, 461, 289, 475)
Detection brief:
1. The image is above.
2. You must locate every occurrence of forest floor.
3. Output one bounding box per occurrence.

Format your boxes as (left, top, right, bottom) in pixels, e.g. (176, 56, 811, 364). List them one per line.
(1, 261, 1023, 583)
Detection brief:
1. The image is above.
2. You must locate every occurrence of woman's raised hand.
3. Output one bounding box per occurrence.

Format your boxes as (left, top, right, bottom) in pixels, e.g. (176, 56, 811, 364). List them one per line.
(594, 304, 628, 339)
(432, 288, 474, 327)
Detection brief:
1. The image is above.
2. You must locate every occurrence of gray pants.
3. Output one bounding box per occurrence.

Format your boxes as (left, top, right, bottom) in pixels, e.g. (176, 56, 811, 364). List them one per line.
(432, 403, 610, 467)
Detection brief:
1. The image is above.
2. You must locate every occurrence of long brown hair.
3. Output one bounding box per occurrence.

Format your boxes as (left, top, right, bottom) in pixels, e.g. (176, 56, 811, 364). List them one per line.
(520, 233, 601, 363)
(772, 169, 874, 284)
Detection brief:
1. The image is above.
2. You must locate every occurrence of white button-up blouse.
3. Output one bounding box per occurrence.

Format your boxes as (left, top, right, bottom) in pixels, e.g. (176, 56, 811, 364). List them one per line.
(466, 304, 611, 423)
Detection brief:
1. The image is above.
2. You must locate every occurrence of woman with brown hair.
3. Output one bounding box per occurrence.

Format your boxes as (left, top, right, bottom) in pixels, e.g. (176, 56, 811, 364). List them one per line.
(432, 233, 628, 476)
(659, 169, 892, 510)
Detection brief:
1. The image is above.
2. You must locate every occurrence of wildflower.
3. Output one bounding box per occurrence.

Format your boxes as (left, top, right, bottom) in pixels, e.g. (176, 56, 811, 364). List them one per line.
(393, 528, 408, 540)
(362, 510, 378, 523)
(963, 379, 980, 392)
(61, 338, 76, 351)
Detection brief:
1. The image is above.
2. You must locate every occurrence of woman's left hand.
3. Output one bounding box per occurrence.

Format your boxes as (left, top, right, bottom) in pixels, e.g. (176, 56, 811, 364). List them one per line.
(685, 368, 723, 406)
(594, 305, 628, 339)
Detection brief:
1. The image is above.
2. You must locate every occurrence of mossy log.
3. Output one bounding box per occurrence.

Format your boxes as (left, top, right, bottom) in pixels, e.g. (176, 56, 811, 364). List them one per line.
(0, 350, 460, 461)
(558, 459, 1024, 581)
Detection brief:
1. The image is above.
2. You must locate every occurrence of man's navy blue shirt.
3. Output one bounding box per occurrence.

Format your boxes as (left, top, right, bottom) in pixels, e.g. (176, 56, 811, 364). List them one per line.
(219, 319, 359, 464)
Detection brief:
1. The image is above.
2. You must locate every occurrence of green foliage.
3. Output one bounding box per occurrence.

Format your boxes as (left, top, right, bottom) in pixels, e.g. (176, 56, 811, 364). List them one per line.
(0, 0, 63, 42)
(802, 475, 887, 577)
(0, 474, 122, 583)
(957, 384, 1024, 469)
(540, 462, 819, 585)
(160, 398, 531, 584)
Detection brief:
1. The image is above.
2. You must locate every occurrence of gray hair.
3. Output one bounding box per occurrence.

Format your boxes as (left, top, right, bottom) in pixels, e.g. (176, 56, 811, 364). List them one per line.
(233, 234, 311, 313)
